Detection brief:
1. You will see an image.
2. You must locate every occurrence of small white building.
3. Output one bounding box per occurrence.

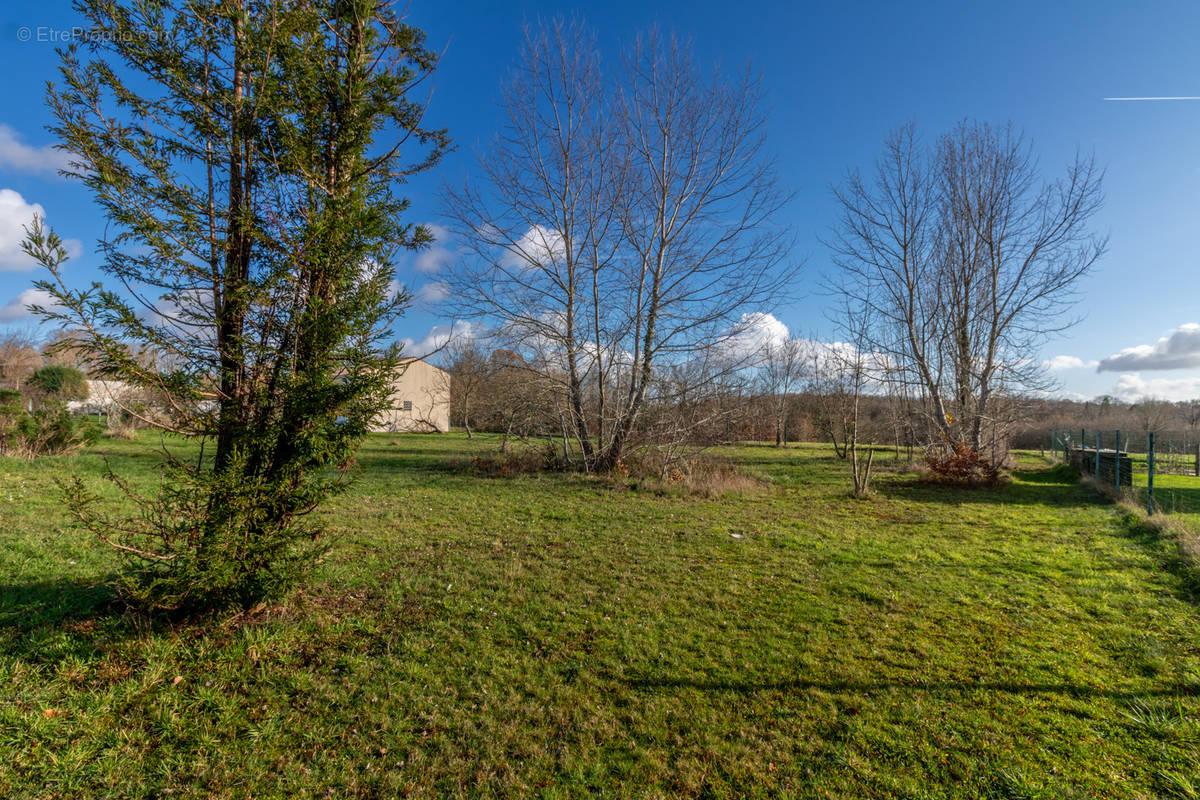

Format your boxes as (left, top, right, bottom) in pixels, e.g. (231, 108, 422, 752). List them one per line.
(67, 379, 138, 416)
(371, 357, 450, 433)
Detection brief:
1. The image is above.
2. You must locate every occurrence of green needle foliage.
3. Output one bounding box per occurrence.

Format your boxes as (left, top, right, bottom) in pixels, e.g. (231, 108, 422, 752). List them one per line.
(26, 365, 90, 403)
(22, 0, 448, 614)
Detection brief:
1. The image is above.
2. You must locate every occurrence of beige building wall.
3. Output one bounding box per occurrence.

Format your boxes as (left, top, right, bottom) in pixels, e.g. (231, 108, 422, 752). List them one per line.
(371, 358, 450, 433)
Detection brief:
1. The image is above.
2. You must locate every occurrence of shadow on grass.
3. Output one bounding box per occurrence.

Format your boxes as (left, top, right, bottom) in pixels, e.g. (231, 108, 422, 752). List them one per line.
(1113, 511, 1200, 605)
(877, 464, 1096, 508)
(360, 444, 484, 479)
(0, 576, 118, 624)
(625, 673, 1200, 700)
(0, 576, 129, 663)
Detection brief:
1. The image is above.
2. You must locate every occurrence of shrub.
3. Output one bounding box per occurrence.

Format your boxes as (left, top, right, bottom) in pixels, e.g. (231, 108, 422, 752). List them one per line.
(64, 458, 328, 613)
(924, 440, 1000, 487)
(0, 391, 100, 457)
(449, 442, 564, 477)
(16, 403, 101, 456)
(27, 365, 89, 404)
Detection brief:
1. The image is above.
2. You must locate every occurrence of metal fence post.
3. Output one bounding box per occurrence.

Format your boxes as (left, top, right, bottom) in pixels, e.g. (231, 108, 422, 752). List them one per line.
(1115, 429, 1121, 490)
(1147, 432, 1156, 515)
(1095, 429, 1101, 482)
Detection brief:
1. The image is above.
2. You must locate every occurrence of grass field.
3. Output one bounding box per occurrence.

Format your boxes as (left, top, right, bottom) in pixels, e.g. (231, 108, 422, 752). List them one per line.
(1122, 459, 1200, 531)
(3, 433, 1200, 799)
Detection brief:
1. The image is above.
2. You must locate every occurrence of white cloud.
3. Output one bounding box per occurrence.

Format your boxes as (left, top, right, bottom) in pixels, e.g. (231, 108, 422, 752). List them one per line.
(414, 223, 455, 274)
(0, 125, 72, 177)
(1043, 354, 1099, 371)
(415, 281, 450, 304)
(1098, 323, 1200, 372)
(0, 288, 58, 322)
(0, 188, 82, 271)
(1027, 386, 1094, 402)
(390, 278, 450, 306)
(500, 224, 566, 271)
(808, 339, 895, 385)
(720, 311, 790, 362)
(1111, 372, 1200, 402)
(713, 314, 896, 384)
(401, 320, 479, 358)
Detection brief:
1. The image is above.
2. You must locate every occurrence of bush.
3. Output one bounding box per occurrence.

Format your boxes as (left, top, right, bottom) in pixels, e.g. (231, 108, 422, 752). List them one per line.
(62, 459, 327, 614)
(105, 414, 142, 440)
(924, 440, 1000, 487)
(18, 404, 102, 455)
(0, 393, 100, 457)
(448, 441, 565, 477)
(27, 365, 89, 404)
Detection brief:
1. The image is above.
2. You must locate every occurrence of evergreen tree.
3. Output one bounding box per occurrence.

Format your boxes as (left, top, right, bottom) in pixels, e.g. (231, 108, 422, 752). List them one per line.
(25, 0, 448, 612)
(28, 365, 90, 404)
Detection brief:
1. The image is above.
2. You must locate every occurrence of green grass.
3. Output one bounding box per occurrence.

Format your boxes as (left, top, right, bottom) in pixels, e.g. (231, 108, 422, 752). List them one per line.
(1090, 452, 1200, 527)
(1131, 468, 1200, 529)
(3, 433, 1200, 798)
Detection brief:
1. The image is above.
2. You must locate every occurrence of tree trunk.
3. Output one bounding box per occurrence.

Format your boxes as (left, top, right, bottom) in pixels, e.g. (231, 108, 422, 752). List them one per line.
(214, 5, 250, 474)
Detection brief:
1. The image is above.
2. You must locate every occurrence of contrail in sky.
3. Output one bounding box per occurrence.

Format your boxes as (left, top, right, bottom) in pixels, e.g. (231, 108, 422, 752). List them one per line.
(1103, 96, 1200, 101)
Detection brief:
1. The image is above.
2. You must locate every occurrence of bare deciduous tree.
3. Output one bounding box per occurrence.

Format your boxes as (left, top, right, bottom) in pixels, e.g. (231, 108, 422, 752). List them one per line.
(442, 337, 491, 437)
(445, 18, 795, 470)
(1132, 397, 1175, 434)
(0, 329, 44, 392)
(757, 337, 806, 446)
(834, 297, 879, 496)
(829, 121, 1105, 463)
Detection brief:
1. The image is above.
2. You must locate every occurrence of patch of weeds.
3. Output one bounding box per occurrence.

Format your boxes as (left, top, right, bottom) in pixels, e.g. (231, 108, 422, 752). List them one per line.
(1154, 768, 1200, 800)
(1120, 699, 1200, 745)
(616, 451, 769, 497)
(446, 445, 559, 477)
(986, 768, 1079, 800)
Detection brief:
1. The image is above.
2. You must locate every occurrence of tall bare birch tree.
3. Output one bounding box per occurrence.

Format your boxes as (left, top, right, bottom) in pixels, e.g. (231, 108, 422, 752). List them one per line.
(443, 18, 618, 465)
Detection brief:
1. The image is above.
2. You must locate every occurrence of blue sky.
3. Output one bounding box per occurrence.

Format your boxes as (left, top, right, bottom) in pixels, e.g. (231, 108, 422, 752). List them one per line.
(0, 0, 1198, 401)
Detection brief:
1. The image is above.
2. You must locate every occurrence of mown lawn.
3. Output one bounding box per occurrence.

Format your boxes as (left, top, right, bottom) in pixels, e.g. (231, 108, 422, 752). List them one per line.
(2, 433, 1200, 799)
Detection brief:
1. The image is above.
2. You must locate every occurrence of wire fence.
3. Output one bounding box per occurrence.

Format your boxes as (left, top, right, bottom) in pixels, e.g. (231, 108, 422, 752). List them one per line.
(1049, 429, 1200, 518)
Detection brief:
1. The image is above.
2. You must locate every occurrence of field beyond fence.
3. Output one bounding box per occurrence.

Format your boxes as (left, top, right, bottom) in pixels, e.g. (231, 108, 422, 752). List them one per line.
(1052, 429, 1200, 524)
